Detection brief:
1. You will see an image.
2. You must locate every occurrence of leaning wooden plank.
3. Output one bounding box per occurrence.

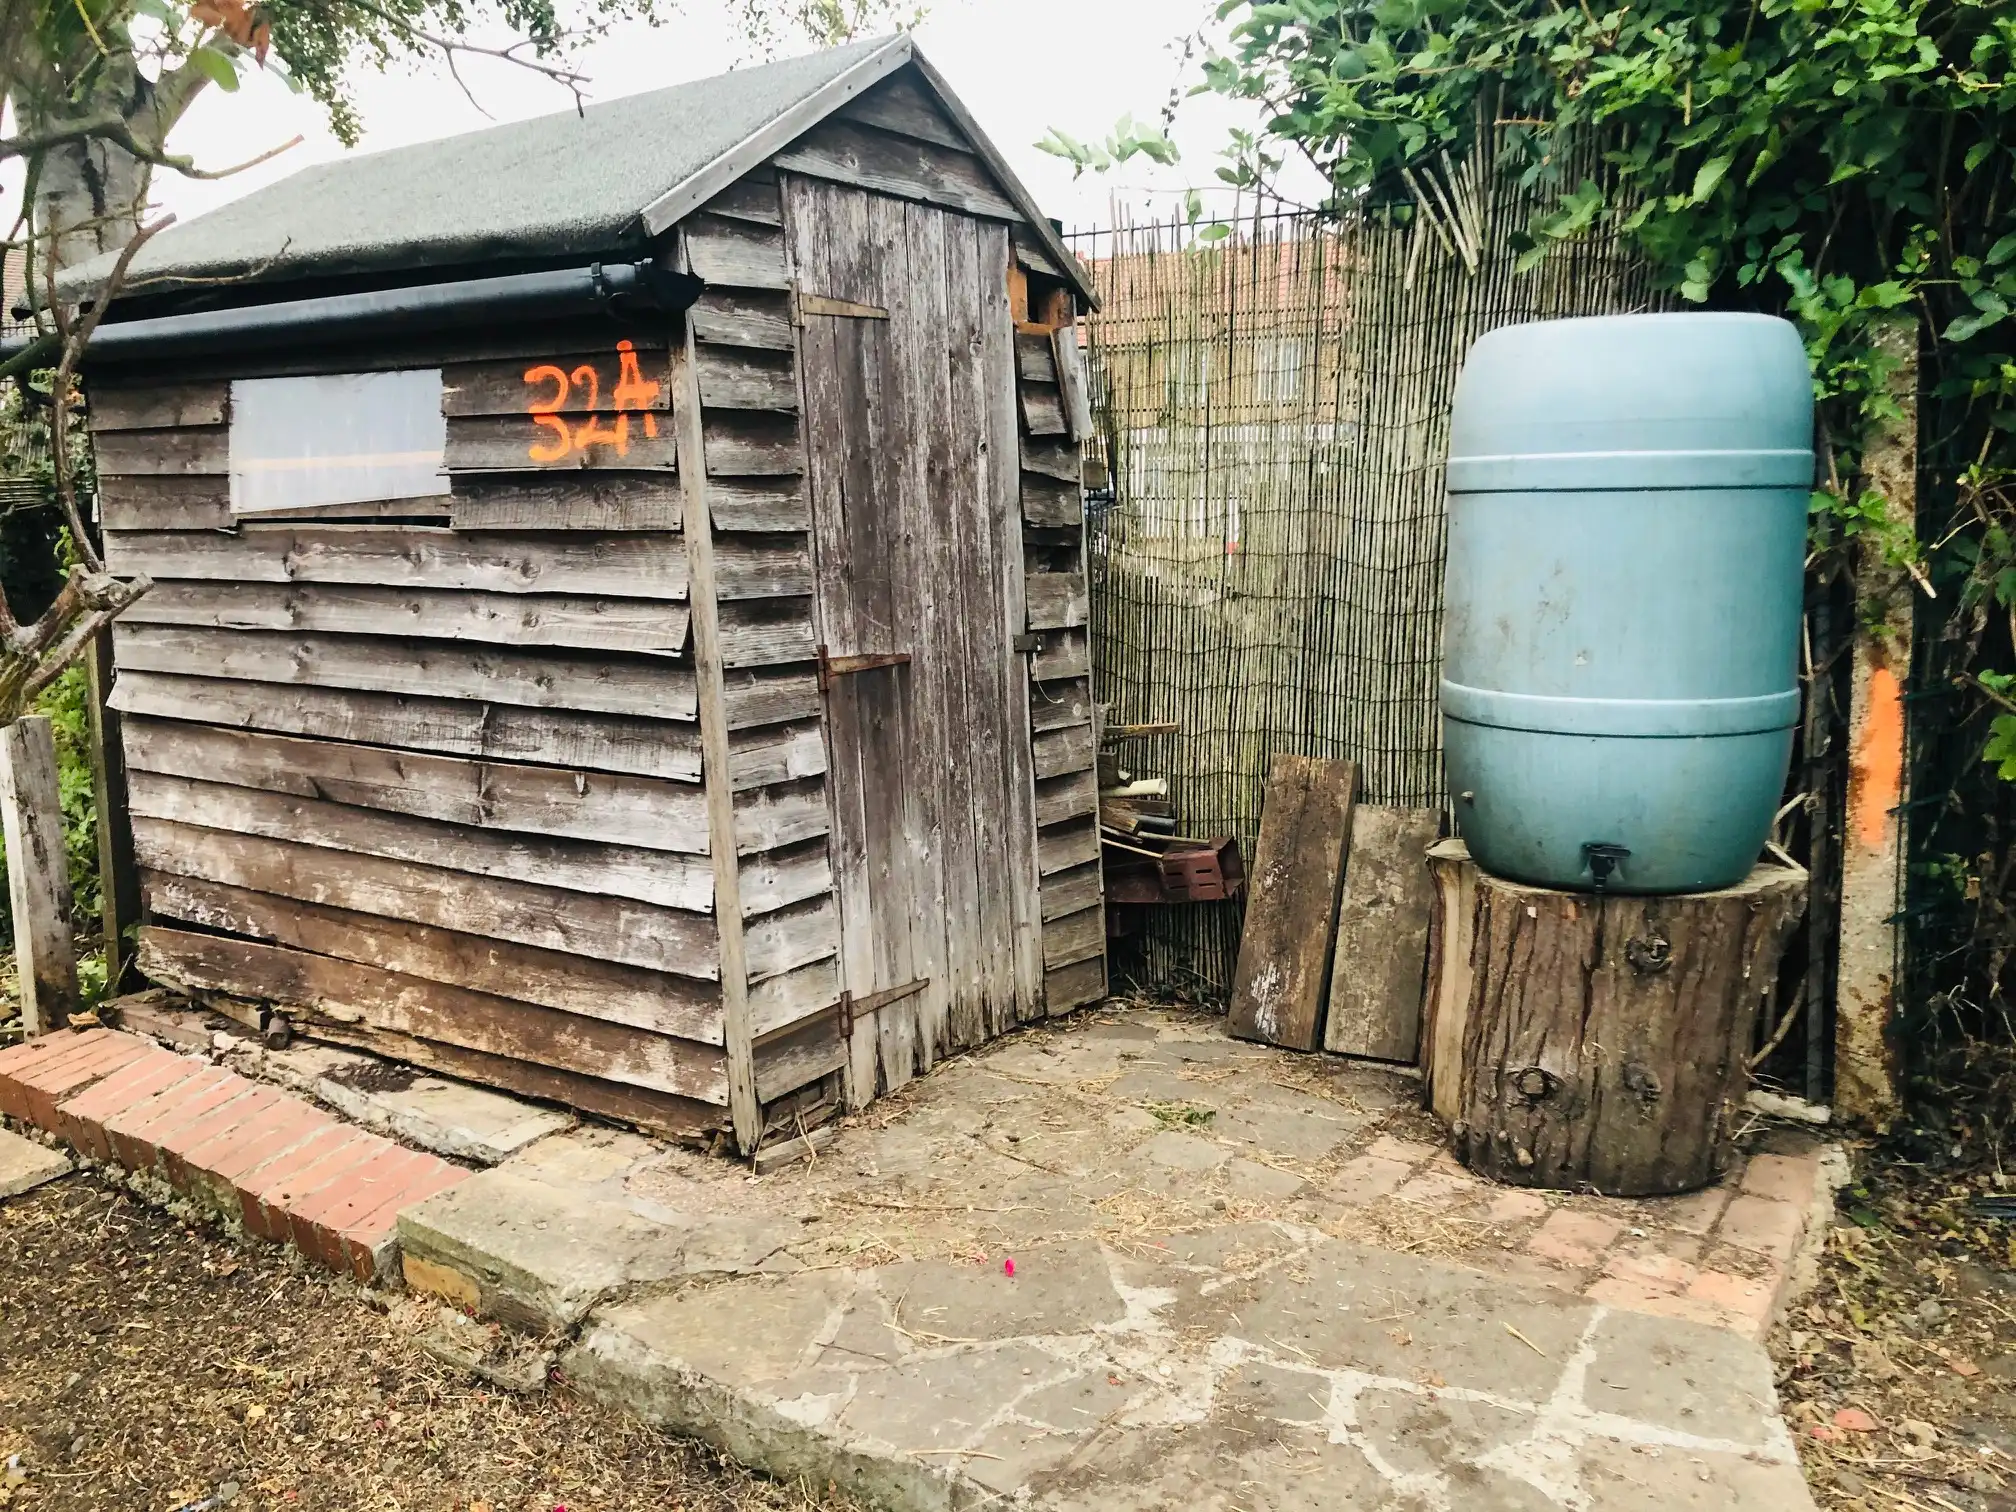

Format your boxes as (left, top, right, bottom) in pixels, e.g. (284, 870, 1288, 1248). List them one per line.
(139, 927, 730, 1104)
(132, 817, 719, 979)
(708, 478, 812, 533)
(718, 597, 818, 668)
(1227, 753, 1360, 1052)
(714, 538, 815, 600)
(92, 426, 227, 476)
(1028, 677, 1094, 733)
(1037, 817, 1100, 876)
(723, 667, 822, 730)
(684, 214, 791, 290)
(1421, 838, 1480, 1127)
(445, 412, 679, 472)
(697, 347, 800, 412)
(121, 581, 690, 656)
(1051, 326, 1096, 440)
(1033, 769, 1098, 829)
(440, 345, 673, 417)
(1044, 955, 1106, 1014)
(448, 473, 684, 532)
(689, 290, 796, 353)
(114, 626, 700, 721)
(106, 525, 686, 599)
(128, 771, 715, 913)
(752, 1011, 847, 1103)
(0, 717, 77, 1034)
(109, 671, 702, 783)
(89, 381, 229, 432)
(1032, 722, 1095, 780)
(1040, 862, 1102, 925)
(143, 870, 722, 1042)
(1322, 805, 1444, 1063)
(1021, 473, 1082, 530)
(121, 718, 710, 854)
(1026, 572, 1089, 630)
(703, 412, 805, 477)
(290, 1017, 727, 1144)
(728, 719, 827, 792)
(745, 894, 840, 983)
(747, 956, 841, 1040)
(738, 838, 833, 920)
(773, 120, 1019, 222)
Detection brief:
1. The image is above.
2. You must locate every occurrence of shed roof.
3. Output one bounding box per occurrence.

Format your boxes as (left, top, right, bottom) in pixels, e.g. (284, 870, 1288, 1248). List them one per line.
(73, 36, 1091, 305)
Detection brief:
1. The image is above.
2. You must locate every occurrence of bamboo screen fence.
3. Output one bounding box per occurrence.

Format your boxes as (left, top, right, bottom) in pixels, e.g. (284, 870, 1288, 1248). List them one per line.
(1070, 171, 1661, 995)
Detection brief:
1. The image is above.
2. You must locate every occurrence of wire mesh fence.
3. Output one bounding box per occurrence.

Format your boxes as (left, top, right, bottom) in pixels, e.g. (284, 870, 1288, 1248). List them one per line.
(1070, 166, 1662, 996)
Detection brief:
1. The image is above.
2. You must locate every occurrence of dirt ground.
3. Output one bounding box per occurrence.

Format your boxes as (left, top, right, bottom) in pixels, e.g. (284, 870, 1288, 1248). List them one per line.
(0, 1173, 856, 1512)
(1775, 1149, 2016, 1511)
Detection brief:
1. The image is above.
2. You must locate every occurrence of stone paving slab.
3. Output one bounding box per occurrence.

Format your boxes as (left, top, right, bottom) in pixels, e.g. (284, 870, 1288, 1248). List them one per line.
(0, 1125, 72, 1198)
(562, 1225, 1815, 1512)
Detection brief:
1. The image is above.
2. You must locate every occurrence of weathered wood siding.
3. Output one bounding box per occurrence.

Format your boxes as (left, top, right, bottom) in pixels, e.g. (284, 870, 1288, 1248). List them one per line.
(678, 169, 849, 1146)
(1014, 333, 1107, 1013)
(93, 324, 730, 1142)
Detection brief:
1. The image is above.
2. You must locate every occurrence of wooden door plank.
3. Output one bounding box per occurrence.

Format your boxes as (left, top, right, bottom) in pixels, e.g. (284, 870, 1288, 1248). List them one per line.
(121, 580, 690, 656)
(143, 870, 723, 1041)
(133, 816, 719, 978)
(1226, 754, 1360, 1051)
(122, 717, 710, 854)
(107, 525, 686, 599)
(109, 670, 701, 783)
(1323, 806, 1444, 1062)
(115, 625, 699, 722)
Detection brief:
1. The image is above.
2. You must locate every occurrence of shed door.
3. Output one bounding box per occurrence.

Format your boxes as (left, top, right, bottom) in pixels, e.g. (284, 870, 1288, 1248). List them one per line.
(783, 176, 1043, 1102)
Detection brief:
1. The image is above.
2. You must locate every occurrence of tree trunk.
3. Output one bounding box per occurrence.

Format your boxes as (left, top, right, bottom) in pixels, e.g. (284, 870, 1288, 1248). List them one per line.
(1439, 850, 1807, 1196)
(26, 54, 154, 275)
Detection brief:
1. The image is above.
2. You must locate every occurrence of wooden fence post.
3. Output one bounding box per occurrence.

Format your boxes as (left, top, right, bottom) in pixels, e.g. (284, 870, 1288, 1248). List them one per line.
(0, 715, 78, 1035)
(1834, 314, 1917, 1130)
(86, 631, 141, 993)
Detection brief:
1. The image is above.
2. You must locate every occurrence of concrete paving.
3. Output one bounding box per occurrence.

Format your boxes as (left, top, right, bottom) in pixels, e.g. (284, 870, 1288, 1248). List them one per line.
(0, 1125, 72, 1199)
(396, 1008, 1824, 1509)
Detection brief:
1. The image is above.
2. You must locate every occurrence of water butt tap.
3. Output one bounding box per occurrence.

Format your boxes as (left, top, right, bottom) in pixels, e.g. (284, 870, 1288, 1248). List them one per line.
(1582, 842, 1632, 891)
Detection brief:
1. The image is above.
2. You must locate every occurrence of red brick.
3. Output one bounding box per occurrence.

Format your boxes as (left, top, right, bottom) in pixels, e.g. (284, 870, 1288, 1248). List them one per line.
(1740, 1153, 1819, 1211)
(103, 1067, 242, 1171)
(1717, 1195, 1803, 1262)
(182, 1100, 336, 1214)
(0, 1031, 110, 1117)
(1528, 1209, 1624, 1268)
(234, 1125, 363, 1238)
(336, 1158, 469, 1282)
(245, 1130, 384, 1242)
(54, 1051, 204, 1160)
(1686, 1269, 1777, 1338)
(289, 1147, 431, 1271)
(13, 1033, 155, 1131)
(159, 1086, 288, 1193)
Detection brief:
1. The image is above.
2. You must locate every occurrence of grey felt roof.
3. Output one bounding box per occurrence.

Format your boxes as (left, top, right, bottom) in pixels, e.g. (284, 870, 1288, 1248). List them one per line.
(75, 38, 895, 294)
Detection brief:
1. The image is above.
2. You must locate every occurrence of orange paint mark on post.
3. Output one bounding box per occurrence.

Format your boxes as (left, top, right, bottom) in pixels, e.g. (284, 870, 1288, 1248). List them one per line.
(1850, 664, 1905, 849)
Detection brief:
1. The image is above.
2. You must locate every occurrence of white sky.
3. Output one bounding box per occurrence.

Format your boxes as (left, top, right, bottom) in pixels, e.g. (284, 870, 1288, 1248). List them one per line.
(126, 0, 1325, 239)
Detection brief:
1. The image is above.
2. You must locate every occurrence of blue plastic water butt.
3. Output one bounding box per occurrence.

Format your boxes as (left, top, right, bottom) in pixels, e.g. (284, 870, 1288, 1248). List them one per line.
(1440, 313, 1813, 894)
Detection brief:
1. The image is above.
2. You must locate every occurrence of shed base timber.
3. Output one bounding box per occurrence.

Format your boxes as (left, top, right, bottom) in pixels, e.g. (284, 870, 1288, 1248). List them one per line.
(1422, 842, 1807, 1197)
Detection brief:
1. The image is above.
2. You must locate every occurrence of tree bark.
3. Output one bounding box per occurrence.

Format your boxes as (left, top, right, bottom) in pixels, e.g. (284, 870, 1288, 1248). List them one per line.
(1446, 854, 1808, 1196)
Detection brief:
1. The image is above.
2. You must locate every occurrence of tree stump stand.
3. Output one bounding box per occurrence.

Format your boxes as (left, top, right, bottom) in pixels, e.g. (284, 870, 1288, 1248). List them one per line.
(1422, 841, 1807, 1196)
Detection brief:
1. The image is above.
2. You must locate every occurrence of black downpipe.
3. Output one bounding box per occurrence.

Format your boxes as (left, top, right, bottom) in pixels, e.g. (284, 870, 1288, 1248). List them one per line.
(0, 260, 704, 365)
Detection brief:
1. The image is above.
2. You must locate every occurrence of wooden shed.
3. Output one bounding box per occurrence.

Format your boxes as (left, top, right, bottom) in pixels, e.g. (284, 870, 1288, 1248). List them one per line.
(71, 36, 1106, 1155)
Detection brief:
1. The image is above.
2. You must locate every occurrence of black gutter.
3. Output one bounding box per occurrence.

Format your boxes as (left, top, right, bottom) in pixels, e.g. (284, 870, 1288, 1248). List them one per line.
(0, 260, 703, 365)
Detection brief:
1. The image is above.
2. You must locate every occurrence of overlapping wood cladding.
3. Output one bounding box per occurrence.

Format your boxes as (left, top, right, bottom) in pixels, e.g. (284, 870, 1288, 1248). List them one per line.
(91, 324, 729, 1142)
(1013, 323, 1106, 1013)
(85, 56, 1104, 1151)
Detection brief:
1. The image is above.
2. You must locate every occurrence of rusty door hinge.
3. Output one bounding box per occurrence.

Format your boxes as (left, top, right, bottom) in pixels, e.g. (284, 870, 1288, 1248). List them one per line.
(816, 643, 913, 692)
(837, 978, 930, 1037)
